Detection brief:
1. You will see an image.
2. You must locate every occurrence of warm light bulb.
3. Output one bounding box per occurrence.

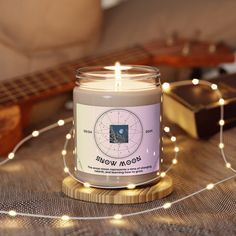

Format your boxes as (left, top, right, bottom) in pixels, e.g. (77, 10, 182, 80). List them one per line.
(8, 152, 15, 160)
(64, 167, 69, 173)
(211, 84, 218, 90)
(219, 120, 225, 126)
(61, 150, 67, 155)
(164, 126, 170, 133)
(160, 172, 166, 178)
(171, 136, 176, 142)
(83, 182, 91, 188)
(172, 159, 178, 164)
(162, 82, 170, 92)
(113, 214, 123, 220)
(8, 210, 17, 216)
(127, 184, 136, 189)
(226, 163, 231, 168)
(32, 131, 39, 137)
(219, 143, 224, 149)
(163, 202, 172, 209)
(174, 147, 179, 152)
(206, 183, 214, 190)
(58, 120, 65, 126)
(192, 78, 199, 85)
(61, 215, 70, 221)
(219, 98, 225, 105)
(66, 134, 72, 140)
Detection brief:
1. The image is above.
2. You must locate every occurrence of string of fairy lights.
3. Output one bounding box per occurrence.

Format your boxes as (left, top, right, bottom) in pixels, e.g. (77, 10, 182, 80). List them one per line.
(0, 79, 235, 222)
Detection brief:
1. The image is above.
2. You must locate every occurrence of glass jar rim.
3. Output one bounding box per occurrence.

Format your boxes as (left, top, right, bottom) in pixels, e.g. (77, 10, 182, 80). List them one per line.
(76, 65, 160, 80)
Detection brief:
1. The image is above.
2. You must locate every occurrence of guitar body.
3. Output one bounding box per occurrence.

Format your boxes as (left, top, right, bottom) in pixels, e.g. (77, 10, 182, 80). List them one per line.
(0, 105, 22, 156)
(0, 95, 69, 156)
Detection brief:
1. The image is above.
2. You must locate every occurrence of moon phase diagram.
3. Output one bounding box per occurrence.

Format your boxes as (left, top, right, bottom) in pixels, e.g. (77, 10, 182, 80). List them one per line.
(94, 109, 143, 159)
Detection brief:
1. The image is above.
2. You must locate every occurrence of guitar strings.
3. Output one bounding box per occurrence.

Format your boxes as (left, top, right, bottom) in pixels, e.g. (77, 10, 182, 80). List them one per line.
(0, 79, 235, 222)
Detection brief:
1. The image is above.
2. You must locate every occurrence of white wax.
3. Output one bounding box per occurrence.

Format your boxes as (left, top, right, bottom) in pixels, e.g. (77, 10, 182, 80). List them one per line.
(74, 79, 161, 106)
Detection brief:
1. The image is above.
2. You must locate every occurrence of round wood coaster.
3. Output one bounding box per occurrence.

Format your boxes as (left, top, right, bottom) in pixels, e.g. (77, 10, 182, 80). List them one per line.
(62, 176, 173, 204)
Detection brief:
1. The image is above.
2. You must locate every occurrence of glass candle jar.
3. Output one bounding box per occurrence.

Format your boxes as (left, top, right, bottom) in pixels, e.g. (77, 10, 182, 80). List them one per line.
(73, 64, 162, 188)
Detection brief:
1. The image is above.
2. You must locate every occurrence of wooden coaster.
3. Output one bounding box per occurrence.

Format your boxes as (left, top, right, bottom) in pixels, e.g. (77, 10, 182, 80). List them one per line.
(62, 176, 173, 204)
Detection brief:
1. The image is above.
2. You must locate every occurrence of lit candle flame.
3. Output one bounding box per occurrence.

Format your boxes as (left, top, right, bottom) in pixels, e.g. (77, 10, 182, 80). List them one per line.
(104, 62, 132, 90)
(115, 62, 121, 89)
(115, 62, 121, 81)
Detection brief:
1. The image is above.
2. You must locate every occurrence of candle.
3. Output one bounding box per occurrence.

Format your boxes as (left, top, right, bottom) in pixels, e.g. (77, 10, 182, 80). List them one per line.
(73, 63, 162, 188)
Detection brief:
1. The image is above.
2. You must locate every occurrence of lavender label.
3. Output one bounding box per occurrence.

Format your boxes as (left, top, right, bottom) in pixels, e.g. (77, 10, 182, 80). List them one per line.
(75, 103, 161, 176)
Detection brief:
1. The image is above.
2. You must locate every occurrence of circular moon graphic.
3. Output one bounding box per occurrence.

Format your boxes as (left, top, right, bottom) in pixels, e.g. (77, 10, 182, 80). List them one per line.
(94, 109, 143, 159)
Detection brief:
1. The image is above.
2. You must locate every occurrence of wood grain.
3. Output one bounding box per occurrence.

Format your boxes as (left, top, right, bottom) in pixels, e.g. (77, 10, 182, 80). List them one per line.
(0, 105, 22, 155)
(62, 175, 173, 204)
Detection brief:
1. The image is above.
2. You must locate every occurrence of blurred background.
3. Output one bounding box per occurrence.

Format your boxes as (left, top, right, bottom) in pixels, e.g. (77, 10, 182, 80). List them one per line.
(1, 0, 236, 81)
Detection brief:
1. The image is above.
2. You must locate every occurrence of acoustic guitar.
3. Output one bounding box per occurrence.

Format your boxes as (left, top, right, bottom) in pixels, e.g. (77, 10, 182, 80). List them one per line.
(0, 38, 234, 156)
